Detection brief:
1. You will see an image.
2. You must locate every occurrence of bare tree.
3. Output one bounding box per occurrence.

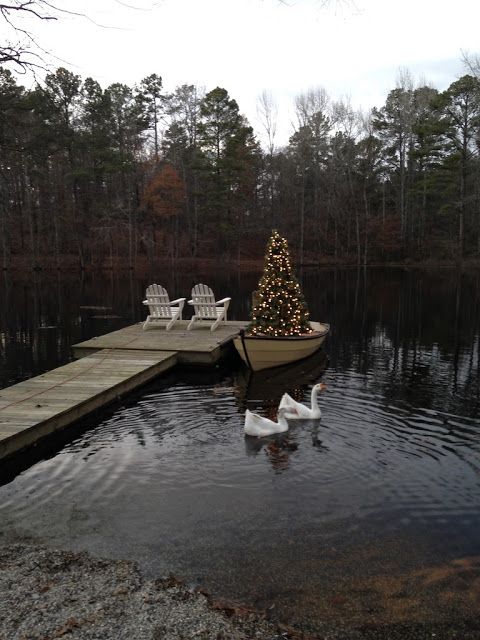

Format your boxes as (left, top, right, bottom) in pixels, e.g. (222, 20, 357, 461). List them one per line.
(0, 1, 124, 73)
(257, 89, 278, 156)
(462, 50, 480, 78)
(257, 90, 278, 227)
(294, 87, 329, 129)
(330, 96, 360, 139)
(0, 1, 59, 71)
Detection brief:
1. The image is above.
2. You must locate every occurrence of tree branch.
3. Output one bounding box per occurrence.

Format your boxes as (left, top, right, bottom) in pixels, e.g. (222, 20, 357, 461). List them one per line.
(0, 0, 131, 73)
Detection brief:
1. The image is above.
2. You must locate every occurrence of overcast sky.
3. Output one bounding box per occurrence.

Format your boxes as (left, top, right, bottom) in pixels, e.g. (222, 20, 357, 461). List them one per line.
(13, 0, 480, 145)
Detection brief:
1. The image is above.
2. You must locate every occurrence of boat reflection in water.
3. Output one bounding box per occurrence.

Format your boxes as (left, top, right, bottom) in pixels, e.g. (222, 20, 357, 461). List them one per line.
(237, 351, 330, 471)
(234, 349, 329, 413)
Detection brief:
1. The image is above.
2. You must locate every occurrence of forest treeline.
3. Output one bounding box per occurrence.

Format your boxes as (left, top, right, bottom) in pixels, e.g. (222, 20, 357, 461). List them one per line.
(0, 66, 480, 269)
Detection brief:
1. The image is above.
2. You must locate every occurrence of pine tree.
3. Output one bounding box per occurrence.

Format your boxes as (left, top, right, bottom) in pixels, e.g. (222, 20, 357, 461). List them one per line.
(249, 231, 313, 336)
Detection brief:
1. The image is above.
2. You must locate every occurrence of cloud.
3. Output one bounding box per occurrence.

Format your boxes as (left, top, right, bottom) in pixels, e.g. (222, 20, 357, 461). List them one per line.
(12, 0, 480, 145)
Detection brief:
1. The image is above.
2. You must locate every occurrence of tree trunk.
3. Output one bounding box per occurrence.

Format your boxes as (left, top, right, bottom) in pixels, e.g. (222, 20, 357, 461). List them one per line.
(299, 170, 306, 265)
(363, 184, 369, 267)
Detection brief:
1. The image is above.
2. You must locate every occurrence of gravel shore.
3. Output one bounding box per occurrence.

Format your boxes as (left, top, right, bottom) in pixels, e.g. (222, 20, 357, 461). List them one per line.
(3, 544, 480, 640)
(0, 544, 296, 640)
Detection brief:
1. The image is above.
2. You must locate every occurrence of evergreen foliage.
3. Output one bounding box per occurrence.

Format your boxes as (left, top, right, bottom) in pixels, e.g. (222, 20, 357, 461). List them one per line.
(1, 66, 480, 267)
(249, 231, 313, 336)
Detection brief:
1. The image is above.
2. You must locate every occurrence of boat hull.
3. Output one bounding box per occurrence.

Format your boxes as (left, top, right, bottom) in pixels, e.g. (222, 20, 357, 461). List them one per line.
(233, 322, 330, 372)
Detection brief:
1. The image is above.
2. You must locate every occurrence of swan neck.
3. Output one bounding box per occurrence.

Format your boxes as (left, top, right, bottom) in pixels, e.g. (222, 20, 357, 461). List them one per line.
(278, 412, 289, 427)
(311, 386, 320, 408)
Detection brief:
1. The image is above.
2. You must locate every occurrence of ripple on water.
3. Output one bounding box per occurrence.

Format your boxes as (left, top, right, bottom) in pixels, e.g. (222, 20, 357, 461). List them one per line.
(1, 370, 480, 625)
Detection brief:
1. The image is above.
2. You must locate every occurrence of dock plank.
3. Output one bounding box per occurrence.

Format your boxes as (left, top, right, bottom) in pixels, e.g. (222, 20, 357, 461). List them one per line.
(72, 320, 247, 363)
(0, 349, 177, 461)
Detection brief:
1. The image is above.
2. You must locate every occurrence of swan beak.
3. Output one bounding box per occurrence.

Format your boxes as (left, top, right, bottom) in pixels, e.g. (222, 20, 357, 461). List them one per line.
(319, 383, 327, 390)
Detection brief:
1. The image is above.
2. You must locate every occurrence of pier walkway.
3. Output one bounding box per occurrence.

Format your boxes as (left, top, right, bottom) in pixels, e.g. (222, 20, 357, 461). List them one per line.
(0, 321, 246, 461)
(72, 320, 247, 364)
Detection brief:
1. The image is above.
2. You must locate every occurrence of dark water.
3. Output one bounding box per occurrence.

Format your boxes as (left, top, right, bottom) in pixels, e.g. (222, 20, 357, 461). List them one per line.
(1, 267, 480, 633)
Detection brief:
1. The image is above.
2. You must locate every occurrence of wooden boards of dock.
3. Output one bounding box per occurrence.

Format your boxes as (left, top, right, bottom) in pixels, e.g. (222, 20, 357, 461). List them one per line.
(0, 321, 247, 462)
(72, 320, 247, 365)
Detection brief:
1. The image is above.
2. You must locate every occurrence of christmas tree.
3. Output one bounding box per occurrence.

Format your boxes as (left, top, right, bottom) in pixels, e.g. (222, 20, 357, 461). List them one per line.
(249, 231, 313, 337)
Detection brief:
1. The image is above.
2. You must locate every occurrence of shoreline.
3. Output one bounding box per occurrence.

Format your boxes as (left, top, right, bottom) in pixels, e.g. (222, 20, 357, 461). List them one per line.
(0, 543, 294, 640)
(2, 256, 480, 273)
(2, 542, 480, 640)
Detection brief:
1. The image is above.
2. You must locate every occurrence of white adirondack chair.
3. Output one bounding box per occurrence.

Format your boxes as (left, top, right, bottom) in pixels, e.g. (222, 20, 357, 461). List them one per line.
(187, 284, 231, 332)
(142, 284, 186, 331)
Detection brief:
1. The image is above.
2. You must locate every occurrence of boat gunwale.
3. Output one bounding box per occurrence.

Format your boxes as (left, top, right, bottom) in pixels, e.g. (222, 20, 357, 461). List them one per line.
(238, 324, 330, 342)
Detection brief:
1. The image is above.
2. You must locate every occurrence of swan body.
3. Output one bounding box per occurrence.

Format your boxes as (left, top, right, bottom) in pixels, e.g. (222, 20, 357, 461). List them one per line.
(279, 382, 327, 419)
(244, 407, 289, 437)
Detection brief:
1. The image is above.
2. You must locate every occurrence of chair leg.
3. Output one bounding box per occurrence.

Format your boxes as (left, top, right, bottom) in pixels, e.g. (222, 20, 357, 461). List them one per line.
(210, 312, 224, 331)
(187, 315, 197, 330)
(143, 316, 151, 331)
(166, 314, 177, 331)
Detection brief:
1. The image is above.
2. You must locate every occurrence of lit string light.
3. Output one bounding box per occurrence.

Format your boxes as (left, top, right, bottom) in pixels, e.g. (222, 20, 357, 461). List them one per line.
(248, 230, 313, 337)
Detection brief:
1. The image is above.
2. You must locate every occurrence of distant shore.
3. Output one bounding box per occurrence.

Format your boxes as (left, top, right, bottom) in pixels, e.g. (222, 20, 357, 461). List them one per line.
(3, 255, 480, 273)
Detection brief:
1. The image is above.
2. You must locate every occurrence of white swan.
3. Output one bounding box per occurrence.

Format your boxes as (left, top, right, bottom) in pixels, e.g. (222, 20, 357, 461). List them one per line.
(279, 382, 327, 419)
(244, 407, 289, 437)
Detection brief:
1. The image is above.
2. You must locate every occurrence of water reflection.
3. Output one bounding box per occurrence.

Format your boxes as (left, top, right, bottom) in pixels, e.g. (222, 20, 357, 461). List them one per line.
(311, 425, 329, 452)
(1, 267, 479, 412)
(243, 429, 301, 473)
(237, 352, 330, 474)
(1, 267, 480, 634)
(234, 351, 329, 412)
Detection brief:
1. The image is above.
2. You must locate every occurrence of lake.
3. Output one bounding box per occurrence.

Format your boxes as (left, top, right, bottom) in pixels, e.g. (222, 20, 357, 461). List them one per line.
(1, 267, 479, 635)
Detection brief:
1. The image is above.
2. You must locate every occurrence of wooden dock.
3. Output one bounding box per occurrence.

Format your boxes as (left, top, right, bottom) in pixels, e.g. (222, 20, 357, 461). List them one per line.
(72, 320, 247, 364)
(0, 321, 247, 461)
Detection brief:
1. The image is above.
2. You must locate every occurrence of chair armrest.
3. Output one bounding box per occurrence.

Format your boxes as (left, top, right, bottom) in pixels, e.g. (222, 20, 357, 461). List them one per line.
(187, 299, 194, 305)
(215, 297, 231, 305)
(170, 297, 186, 305)
(142, 299, 149, 305)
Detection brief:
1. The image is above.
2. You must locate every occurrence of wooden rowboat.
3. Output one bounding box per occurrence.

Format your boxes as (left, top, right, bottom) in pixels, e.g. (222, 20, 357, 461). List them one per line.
(233, 321, 330, 372)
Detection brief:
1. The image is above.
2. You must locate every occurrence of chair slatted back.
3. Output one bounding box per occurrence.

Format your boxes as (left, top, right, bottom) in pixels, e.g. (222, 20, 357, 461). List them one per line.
(145, 284, 172, 319)
(191, 283, 217, 318)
